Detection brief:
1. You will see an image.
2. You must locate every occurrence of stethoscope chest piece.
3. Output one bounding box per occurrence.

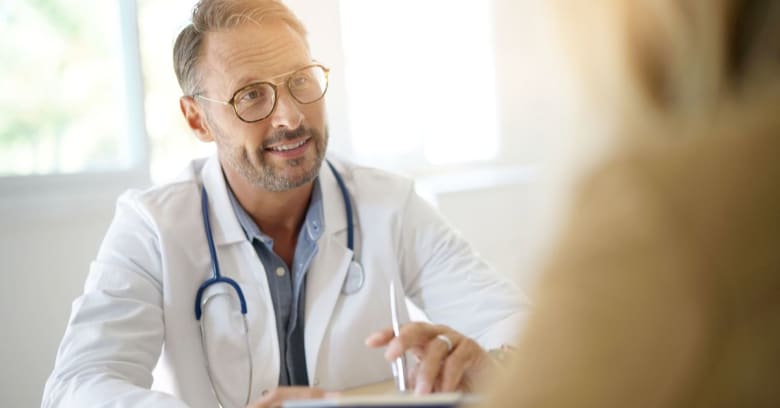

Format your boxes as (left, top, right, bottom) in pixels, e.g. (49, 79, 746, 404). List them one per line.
(341, 260, 364, 295)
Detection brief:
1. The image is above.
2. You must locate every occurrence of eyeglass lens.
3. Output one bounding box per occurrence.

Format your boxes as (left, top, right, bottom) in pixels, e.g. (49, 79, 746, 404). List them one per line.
(233, 65, 327, 122)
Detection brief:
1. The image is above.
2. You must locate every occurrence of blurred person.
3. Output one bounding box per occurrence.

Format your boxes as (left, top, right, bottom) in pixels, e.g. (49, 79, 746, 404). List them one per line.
(484, 0, 780, 406)
(41, 1, 527, 407)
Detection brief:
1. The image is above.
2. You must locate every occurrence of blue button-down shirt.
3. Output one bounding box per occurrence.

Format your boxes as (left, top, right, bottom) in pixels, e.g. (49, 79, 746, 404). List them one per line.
(226, 179, 324, 386)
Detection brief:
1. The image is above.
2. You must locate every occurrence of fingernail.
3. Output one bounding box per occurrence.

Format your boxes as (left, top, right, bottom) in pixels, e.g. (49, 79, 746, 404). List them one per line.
(415, 382, 427, 395)
(365, 333, 380, 344)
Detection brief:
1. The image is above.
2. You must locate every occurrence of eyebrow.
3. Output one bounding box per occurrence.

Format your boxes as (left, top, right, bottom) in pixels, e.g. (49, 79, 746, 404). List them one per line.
(231, 62, 317, 91)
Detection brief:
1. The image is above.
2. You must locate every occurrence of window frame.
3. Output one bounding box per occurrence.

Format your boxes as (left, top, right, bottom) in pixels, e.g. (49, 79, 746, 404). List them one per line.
(0, 0, 150, 210)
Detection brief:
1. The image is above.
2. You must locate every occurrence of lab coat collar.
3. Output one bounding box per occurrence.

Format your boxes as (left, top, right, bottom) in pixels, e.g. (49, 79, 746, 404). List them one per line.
(199, 156, 349, 247)
(319, 158, 349, 238)
(200, 157, 246, 247)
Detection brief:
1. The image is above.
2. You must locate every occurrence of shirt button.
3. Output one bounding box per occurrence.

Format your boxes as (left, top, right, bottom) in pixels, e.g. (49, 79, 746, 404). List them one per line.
(275, 267, 286, 277)
(312, 378, 320, 386)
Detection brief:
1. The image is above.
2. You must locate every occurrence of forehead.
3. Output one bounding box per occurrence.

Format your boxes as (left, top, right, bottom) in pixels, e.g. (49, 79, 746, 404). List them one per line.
(200, 21, 311, 93)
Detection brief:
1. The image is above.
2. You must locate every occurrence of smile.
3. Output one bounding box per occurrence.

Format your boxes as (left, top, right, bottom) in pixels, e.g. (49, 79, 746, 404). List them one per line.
(266, 136, 310, 152)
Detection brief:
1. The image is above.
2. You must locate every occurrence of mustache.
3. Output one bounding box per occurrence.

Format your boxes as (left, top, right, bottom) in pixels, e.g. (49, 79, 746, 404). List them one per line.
(262, 126, 311, 148)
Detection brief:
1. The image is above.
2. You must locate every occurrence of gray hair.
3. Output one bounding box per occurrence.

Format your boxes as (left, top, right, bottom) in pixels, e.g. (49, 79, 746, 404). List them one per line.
(173, 0, 308, 95)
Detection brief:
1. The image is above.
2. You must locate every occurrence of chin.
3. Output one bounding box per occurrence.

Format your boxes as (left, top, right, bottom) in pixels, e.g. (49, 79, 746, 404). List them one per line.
(257, 156, 323, 191)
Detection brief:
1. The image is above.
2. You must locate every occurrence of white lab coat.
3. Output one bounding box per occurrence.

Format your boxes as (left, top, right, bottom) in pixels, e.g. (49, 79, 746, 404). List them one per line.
(43, 156, 526, 408)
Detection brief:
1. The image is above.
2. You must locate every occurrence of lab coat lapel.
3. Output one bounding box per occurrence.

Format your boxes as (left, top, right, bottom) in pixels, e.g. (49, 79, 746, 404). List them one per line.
(198, 156, 280, 390)
(305, 160, 352, 380)
(199, 156, 247, 246)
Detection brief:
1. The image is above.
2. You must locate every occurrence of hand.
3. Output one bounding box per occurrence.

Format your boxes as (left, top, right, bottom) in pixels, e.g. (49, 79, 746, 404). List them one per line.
(246, 386, 333, 408)
(365, 323, 489, 395)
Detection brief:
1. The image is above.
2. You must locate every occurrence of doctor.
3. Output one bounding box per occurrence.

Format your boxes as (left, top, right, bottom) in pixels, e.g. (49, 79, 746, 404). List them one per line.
(43, 1, 526, 407)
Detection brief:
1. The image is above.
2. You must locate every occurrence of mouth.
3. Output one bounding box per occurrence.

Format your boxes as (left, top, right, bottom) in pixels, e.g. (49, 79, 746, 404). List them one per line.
(264, 136, 312, 157)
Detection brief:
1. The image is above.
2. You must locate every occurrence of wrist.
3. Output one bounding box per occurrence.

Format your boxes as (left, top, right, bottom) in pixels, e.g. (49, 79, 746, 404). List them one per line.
(486, 344, 516, 369)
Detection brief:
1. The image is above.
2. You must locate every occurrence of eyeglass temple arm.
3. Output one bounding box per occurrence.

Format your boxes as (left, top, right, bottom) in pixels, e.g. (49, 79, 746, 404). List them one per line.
(193, 94, 232, 106)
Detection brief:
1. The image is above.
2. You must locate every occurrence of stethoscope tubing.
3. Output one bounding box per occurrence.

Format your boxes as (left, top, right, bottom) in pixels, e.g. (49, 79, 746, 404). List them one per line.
(195, 186, 248, 320)
(325, 160, 354, 251)
(194, 160, 358, 405)
(195, 160, 355, 320)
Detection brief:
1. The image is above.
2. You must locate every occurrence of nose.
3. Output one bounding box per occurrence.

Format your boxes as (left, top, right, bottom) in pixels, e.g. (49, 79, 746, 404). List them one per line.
(269, 89, 303, 130)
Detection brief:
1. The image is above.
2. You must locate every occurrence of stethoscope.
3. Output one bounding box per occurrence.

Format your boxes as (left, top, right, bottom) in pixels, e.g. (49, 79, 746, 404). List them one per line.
(194, 160, 363, 407)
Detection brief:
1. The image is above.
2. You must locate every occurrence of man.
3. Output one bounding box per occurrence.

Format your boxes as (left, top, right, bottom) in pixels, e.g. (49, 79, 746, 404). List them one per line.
(42, 1, 526, 407)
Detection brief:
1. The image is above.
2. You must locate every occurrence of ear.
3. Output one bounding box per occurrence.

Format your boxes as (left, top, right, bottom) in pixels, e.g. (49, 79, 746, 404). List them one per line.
(180, 96, 214, 143)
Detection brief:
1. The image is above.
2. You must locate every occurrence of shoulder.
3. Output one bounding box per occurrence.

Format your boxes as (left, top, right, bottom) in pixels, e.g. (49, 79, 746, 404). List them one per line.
(97, 159, 210, 270)
(114, 158, 207, 223)
(326, 156, 417, 202)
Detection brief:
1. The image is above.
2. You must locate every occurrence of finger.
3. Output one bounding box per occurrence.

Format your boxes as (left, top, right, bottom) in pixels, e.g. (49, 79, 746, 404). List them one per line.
(432, 376, 444, 394)
(409, 361, 419, 387)
(409, 344, 426, 361)
(248, 386, 326, 408)
(413, 334, 451, 395)
(364, 328, 395, 347)
(438, 338, 481, 392)
(385, 322, 442, 360)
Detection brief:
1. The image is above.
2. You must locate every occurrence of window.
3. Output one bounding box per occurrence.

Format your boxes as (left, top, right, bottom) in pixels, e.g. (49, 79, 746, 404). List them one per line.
(339, 0, 500, 173)
(1, 0, 508, 182)
(126, 0, 505, 183)
(0, 0, 145, 176)
(136, 0, 214, 184)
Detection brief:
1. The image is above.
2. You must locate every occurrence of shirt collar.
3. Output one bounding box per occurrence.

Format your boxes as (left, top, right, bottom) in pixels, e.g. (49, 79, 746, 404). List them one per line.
(226, 176, 326, 247)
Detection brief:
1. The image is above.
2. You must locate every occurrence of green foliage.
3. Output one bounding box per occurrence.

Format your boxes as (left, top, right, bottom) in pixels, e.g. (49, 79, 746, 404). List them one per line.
(26, 0, 83, 37)
(0, 0, 121, 173)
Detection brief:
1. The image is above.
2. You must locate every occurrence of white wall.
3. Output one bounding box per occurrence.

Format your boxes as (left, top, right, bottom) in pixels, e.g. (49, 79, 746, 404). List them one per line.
(0, 175, 147, 407)
(0, 0, 572, 406)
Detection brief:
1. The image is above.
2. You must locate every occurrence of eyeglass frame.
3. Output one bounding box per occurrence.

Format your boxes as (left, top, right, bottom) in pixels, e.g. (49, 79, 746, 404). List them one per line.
(193, 63, 330, 123)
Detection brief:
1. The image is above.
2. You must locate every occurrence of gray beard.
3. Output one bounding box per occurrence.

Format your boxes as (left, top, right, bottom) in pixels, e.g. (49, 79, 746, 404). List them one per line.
(220, 126, 329, 192)
(236, 149, 321, 192)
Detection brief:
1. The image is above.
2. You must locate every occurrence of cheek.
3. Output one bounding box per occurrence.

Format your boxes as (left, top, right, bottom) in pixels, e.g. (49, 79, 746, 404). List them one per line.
(243, 124, 271, 149)
(303, 101, 327, 126)
(219, 121, 270, 151)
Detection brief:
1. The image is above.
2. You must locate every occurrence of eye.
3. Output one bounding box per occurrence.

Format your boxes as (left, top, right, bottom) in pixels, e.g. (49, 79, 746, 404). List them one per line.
(237, 85, 271, 104)
(289, 74, 312, 90)
(240, 89, 258, 101)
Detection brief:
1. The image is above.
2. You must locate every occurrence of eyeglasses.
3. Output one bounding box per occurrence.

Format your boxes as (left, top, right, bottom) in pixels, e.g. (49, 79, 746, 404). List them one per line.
(194, 63, 329, 123)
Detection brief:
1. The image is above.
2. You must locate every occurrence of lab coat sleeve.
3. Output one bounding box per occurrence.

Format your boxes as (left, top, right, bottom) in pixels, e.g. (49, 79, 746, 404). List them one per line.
(398, 186, 529, 349)
(42, 193, 190, 408)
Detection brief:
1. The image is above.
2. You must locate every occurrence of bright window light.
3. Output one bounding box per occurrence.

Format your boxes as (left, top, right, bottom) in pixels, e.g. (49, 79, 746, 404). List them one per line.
(0, 0, 139, 176)
(137, 0, 212, 184)
(339, 0, 499, 169)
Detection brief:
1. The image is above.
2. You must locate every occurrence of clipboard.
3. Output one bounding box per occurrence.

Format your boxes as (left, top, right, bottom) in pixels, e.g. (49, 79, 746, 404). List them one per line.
(282, 392, 472, 408)
(282, 380, 479, 408)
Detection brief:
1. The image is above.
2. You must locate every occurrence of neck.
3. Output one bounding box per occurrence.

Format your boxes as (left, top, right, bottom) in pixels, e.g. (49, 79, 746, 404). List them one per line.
(222, 165, 314, 237)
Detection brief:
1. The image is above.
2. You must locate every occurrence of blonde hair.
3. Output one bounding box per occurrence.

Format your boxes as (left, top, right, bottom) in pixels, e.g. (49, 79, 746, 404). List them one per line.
(555, 0, 780, 129)
(173, 0, 308, 95)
